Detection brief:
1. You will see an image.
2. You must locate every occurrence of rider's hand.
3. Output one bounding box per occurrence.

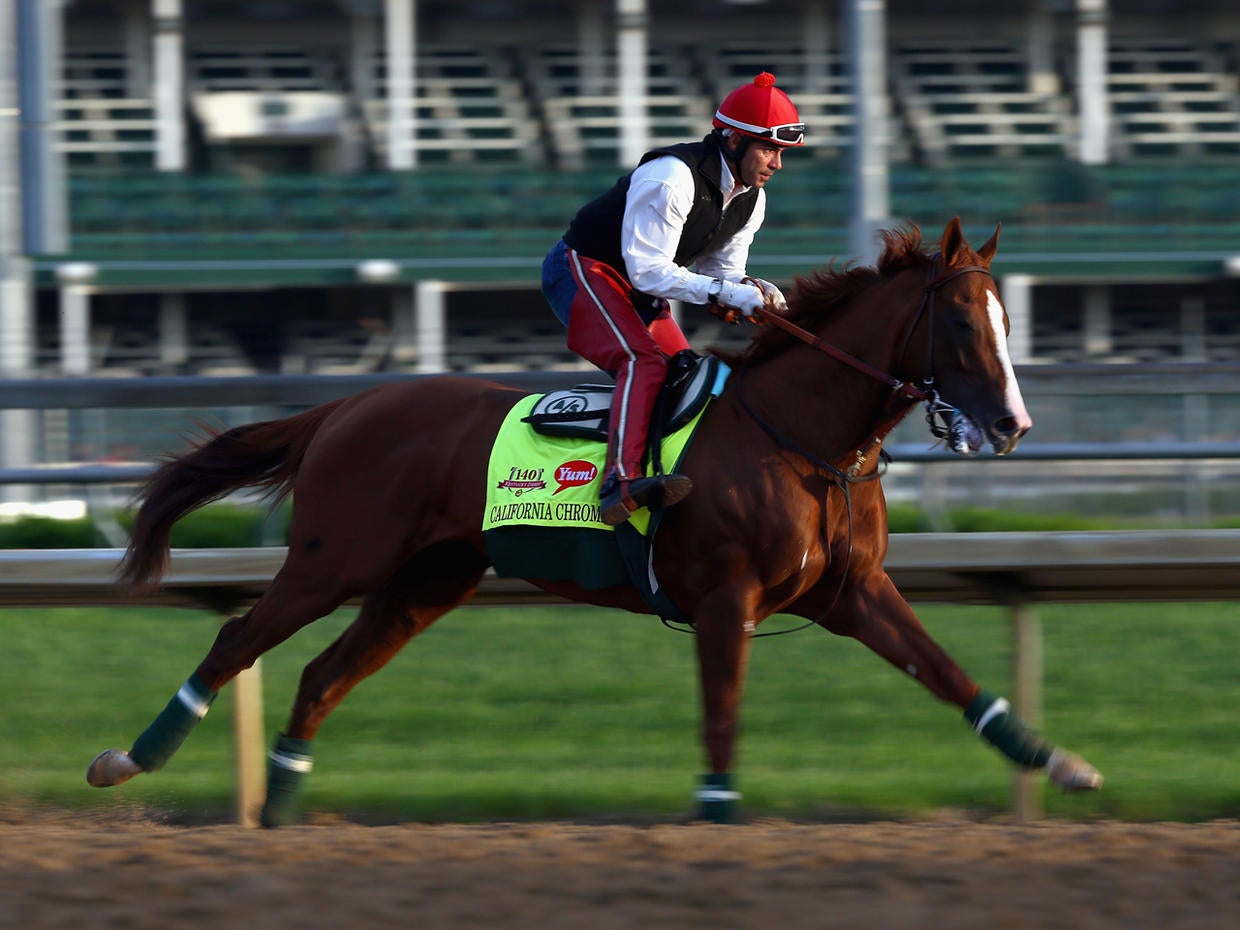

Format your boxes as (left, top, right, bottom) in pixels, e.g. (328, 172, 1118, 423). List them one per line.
(717, 280, 766, 319)
(750, 277, 788, 312)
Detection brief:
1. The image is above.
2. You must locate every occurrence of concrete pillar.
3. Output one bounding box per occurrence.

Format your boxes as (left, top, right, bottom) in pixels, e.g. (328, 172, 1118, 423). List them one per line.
(123, 0, 151, 97)
(17, 0, 69, 254)
(0, 271, 32, 375)
(158, 291, 188, 368)
(56, 263, 97, 374)
(576, 1, 607, 96)
(390, 285, 417, 365)
(803, 3, 832, 93)
(350, 14, 379, 106)
(1000, 273, 1034, 364)
(1026, 1, 1059, 96)
(414, 279, 446, 373)
(59, 291, 90, 372)
(384, 0, 416, 170)
(2, 0, 38, 497)
(1180, 296, 1209, 520)
(616, 0, 649, 166)
(1082, 284, 1111, 358)
(846, 0, 891, 265)
(1076, 0, 1109, 165)
(152, 0, 185, 172)
(0, 0, 31, 370)
(0, 268, 36, 503)
(1179, 295, 1206, 362)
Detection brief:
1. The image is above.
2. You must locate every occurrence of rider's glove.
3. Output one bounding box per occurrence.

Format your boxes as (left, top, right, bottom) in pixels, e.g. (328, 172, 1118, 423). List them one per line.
(715, 280, 766, 319)
(750, 277, 788, 312)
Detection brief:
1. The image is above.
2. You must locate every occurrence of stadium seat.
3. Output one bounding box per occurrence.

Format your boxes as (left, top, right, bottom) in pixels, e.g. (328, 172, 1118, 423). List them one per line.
(1095, 38, 1240, 158)
(892, 41, 1073, 163)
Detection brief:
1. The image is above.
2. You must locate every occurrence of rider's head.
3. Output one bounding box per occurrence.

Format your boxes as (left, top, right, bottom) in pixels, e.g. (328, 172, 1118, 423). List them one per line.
(713, 71, 805, 158)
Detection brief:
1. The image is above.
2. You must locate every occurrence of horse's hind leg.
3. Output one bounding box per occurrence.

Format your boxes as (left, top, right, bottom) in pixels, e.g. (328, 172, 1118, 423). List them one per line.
(87, 554, 356, 789)
(261, 541, 488, 826)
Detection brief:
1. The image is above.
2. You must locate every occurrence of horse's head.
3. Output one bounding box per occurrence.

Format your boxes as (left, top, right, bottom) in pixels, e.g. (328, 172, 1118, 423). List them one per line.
(906, 218, 1032, 456)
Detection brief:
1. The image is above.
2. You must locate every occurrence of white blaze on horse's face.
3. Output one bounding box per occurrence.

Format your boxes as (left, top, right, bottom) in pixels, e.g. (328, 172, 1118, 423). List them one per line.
(985, 288, 1033, 450)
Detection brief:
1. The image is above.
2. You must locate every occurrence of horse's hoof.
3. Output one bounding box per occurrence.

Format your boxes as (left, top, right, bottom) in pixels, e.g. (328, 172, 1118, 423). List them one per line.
(1046, 749, 1103, 791)
(87, 749, 143, 787)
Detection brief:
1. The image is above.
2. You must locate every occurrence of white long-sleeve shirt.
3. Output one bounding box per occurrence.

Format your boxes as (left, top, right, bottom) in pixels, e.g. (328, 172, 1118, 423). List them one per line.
(619, 152, 766, 304)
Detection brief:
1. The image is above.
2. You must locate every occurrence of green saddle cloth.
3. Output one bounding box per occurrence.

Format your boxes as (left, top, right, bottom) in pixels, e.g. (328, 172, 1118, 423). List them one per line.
(482, 371, 724, 598)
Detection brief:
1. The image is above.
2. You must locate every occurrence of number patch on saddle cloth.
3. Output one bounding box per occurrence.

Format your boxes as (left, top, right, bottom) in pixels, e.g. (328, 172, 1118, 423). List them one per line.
(523, 384, 613, 440)
(523, 356, 726, 442)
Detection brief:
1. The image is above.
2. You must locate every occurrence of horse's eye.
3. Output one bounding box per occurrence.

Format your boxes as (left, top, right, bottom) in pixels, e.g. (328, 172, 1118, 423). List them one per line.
(951, 315, 978, 334)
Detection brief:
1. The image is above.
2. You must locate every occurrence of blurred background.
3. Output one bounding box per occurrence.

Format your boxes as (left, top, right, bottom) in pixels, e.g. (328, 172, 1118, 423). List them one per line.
(2, 0, 1240, 526)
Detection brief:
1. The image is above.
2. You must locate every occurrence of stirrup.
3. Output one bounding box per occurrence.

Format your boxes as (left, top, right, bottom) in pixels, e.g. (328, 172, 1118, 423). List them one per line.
(599, 474, 693, 526)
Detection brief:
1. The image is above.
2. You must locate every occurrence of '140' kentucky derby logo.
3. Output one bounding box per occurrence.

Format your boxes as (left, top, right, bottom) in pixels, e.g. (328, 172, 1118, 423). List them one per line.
(497, 466, 546, 496)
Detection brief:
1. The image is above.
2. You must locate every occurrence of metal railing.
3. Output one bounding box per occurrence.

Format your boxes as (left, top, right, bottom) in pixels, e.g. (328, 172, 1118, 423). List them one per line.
(1, 365, 1238, 524)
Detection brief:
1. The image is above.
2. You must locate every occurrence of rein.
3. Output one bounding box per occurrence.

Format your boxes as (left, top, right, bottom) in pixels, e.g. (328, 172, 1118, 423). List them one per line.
(753, 304, 931, 403)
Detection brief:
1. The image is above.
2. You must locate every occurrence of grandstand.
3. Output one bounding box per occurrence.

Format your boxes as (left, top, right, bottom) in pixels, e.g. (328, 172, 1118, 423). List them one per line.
(1102, 37, 1240, 157)
(364, 43, 545, 166)
(892, 40, 1074, 162)
(5, 0, 1236, 380)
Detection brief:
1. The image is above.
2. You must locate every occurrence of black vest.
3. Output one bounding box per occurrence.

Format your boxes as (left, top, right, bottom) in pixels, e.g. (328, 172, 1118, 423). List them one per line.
(561, 133, 760, 294)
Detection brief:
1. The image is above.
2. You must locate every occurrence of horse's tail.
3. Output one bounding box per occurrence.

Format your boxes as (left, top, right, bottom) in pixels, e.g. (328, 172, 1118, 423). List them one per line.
(118, 399, 347, 588)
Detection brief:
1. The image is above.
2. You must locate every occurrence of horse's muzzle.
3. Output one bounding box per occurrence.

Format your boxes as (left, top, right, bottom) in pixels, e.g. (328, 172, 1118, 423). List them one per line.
(989, 414, 1031, 456)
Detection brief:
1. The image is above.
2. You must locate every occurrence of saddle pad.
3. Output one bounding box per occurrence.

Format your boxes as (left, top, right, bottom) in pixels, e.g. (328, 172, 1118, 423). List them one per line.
(482, 387, 719, 592)
(485, 393, 655, 536)
(523, 355, 726, 441)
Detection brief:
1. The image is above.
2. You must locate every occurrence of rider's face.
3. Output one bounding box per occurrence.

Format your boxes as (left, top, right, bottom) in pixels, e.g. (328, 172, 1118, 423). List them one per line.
(729, 137, 785, 189)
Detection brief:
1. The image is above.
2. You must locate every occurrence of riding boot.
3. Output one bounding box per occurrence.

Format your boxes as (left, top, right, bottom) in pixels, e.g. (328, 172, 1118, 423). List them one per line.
(599, 472, 693, 526)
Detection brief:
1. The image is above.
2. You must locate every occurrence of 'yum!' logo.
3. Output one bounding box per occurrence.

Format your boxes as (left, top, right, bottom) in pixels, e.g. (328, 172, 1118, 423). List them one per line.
(554, 460, 598, 495)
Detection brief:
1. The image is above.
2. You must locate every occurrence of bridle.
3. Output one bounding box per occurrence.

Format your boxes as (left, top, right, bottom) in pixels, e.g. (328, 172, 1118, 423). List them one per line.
(689, 256, 996, 638)
(743, 256, 996, 477)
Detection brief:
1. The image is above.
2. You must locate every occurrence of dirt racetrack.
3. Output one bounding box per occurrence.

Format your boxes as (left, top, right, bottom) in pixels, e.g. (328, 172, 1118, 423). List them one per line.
(2, 809, 1238, 929)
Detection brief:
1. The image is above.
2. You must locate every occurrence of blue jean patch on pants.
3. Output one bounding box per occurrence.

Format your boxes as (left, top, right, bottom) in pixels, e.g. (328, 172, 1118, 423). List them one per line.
(542, 239, 576, 326)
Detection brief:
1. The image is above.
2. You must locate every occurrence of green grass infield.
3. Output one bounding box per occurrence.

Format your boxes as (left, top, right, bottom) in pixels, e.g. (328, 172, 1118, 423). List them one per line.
(2, 602, 1238, 824)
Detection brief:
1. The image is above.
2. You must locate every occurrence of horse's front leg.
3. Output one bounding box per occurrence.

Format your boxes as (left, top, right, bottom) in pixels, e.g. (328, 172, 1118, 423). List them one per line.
(690, 585, 757, 823)
(818, 571, 1102, 791)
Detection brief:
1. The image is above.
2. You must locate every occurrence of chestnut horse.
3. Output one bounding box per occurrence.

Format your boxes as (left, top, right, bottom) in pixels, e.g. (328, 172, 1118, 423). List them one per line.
(88, 219, 1102, 825)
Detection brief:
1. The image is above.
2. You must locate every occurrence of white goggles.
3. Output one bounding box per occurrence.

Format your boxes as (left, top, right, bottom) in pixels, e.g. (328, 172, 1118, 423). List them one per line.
(716, 111, 806, 145)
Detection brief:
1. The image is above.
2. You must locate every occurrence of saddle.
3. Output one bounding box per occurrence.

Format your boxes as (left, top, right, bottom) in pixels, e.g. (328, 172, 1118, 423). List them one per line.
(522, 352, 724, 444)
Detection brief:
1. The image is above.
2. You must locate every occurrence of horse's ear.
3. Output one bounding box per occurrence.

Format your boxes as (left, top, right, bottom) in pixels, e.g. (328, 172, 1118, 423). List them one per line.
(939, 217, 965, 265)
(977, 223, 1001, 266)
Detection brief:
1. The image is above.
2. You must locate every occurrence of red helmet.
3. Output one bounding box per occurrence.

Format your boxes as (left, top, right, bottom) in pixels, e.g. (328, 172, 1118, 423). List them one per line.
(713, 72, 805, 147)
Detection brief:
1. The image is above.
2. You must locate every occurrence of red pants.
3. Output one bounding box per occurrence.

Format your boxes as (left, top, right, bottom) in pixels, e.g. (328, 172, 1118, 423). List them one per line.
(565, 249, 690, 480)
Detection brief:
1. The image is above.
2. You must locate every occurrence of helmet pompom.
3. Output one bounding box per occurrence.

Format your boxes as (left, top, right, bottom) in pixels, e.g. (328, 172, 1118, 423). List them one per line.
(754, 72, 776, 88)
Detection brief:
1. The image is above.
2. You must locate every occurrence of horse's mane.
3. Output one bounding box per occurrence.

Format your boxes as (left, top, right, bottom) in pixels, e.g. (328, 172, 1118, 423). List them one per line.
(713, 224, 934, 368)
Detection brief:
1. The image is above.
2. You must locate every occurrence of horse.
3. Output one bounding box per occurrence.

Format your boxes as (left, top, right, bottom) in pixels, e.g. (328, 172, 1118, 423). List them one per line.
(87, 218, 1102, 826)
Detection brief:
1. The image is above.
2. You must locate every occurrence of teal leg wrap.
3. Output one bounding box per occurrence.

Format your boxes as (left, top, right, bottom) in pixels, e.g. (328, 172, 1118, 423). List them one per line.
(260, 733, 314, 828)
(695, 773, 740, 824)
(964, 689, 1053, 770)
(129, 674, 217, 772)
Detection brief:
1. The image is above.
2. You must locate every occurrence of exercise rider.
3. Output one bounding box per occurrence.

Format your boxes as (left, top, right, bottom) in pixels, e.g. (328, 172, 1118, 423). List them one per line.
(541, 72, 805, 525)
